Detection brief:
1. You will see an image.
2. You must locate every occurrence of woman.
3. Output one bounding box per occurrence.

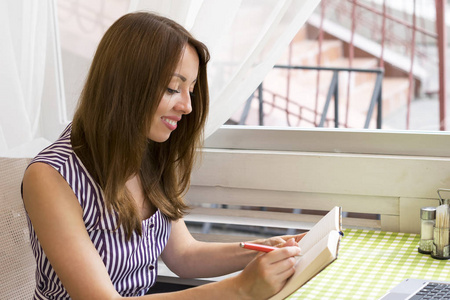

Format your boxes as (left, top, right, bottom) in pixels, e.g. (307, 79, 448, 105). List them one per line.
(22, 11, 304, 299)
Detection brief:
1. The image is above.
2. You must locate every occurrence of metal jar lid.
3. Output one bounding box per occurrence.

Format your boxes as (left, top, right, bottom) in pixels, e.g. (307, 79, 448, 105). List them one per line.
(420, 207, 436, 220)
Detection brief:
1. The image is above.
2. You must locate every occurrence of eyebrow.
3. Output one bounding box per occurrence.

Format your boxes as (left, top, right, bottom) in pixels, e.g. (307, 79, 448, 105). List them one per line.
(173, 73, 197, 84)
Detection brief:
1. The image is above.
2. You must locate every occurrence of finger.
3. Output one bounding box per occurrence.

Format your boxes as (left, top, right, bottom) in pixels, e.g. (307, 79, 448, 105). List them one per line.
(271, 237, 295, 247)
(270, 237, 286, 246)
(274, 258, 297, 279)
(253, 255, 296, 287)
(267, 255, 297, 284)
(253, 237, 285, 247)
(276, 237, 299, 248)
(294, 232, 307, 242)
(283, 238, 297, 247)
(277, 233, 305, 243)
(262, 246, 301, 264)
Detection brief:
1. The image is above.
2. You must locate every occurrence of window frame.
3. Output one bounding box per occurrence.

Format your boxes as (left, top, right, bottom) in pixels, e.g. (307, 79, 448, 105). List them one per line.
(205, 125, 450, 158)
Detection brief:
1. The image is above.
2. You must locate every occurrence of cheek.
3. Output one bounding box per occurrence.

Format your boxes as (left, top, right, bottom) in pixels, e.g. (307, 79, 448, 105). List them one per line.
(155, 96, 173, 114)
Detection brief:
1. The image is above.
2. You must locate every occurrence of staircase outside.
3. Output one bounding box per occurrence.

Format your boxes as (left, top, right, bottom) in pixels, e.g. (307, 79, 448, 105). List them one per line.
(231, 25, 409, 130)
(230, 0, 447, 131)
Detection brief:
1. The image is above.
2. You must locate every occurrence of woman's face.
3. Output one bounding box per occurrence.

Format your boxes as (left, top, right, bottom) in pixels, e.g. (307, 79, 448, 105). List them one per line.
(148, 45, 199, 142)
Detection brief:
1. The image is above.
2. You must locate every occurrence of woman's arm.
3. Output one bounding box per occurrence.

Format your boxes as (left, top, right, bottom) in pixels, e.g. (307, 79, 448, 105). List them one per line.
(161, 219, 255, 278)
(23, 163, 122, 300)
(23, 163, 302, 300)
(161, 219, 306, 279)
(159, 219, 302, 299)
(154, 242, 301, 300)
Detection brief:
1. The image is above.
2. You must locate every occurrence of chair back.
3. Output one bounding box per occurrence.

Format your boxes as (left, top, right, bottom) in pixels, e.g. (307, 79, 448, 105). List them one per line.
(0, 157, 35, 300)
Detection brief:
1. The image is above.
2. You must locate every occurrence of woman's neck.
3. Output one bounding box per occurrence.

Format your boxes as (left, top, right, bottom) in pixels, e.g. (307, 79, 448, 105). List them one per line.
(125, 175, 155, 220)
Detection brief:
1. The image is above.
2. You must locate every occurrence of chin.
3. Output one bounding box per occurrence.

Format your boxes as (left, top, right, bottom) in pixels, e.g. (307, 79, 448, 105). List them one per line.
(148, 134, 171, 143)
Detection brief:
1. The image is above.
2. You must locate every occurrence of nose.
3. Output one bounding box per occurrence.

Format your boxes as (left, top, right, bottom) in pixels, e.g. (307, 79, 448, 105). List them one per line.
(174, 90, 192, 115)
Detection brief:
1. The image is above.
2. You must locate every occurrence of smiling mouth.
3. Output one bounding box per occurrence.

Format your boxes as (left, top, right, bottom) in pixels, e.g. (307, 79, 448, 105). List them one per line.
(162, 117, 177, 126)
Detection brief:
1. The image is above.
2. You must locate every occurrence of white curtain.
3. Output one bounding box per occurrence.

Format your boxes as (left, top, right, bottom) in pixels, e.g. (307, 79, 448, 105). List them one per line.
(0, 0, 320, 157)
(129, 0, 321, 137)
(0, 0, 67, 157)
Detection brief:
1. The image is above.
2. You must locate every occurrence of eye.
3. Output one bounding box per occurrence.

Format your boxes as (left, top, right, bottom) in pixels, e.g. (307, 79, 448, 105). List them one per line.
(167, 88, 180, 95)
(189, 92, 195, 99)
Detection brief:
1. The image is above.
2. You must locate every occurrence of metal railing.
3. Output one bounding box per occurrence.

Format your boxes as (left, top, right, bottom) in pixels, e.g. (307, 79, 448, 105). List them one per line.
(240, 65, 384, 129)
(317, 0, 446, 130)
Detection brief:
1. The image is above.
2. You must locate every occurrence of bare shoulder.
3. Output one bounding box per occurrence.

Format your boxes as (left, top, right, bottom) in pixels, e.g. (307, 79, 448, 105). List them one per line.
(23, 162, 58, 188)
(22, 162, 82, 217)
(23, 161, 61, 183)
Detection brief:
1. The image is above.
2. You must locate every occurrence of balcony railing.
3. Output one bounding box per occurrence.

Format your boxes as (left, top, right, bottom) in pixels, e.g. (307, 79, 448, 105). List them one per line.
(240, 65, 384, 129)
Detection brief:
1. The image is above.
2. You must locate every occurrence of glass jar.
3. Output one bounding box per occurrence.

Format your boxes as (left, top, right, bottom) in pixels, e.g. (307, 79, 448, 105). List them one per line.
(432, 226, 450, 259)
(418, 207, 436, 254)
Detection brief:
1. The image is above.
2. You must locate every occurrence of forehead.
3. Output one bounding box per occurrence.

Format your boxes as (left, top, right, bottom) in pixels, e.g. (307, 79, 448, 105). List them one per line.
(173, 45, 199, 82)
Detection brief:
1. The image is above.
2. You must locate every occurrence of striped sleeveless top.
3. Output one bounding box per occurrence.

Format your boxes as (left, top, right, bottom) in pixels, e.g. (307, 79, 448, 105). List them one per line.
(26, 124, 172, 299)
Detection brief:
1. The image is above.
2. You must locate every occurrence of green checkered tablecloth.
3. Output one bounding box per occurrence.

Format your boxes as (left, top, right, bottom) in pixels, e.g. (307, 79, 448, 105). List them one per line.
(286, 228, 450, 300)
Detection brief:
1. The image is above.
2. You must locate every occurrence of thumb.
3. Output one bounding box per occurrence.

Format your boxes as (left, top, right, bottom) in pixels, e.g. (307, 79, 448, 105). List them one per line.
(283, 238, 297, 247)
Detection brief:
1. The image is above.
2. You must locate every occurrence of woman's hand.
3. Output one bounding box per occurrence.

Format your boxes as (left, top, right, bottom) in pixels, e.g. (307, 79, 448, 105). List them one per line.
(228, 232, 307, 298)
(235, 242, 301, 299)
(250, 232, 308, 248)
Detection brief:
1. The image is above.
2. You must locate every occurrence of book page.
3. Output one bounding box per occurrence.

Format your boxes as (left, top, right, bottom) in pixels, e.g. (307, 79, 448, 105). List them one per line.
(269, 230, 341, 300)
(298, 206, 341, 253)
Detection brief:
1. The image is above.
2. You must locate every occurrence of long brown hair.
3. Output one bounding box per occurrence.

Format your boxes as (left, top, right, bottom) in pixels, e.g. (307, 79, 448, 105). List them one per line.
(71, 11, 210, 238)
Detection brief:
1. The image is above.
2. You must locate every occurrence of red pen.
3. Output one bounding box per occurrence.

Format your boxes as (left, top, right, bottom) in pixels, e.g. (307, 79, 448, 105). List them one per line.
(239, 242, 277, 253)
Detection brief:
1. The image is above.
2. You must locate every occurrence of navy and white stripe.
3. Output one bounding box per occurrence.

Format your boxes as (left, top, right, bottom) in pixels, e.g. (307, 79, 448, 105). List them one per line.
(25, 124, 172, 299)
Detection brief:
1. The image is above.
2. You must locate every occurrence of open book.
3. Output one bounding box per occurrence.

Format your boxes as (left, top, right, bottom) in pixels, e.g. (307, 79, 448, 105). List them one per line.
(269, 206, 343, 300)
